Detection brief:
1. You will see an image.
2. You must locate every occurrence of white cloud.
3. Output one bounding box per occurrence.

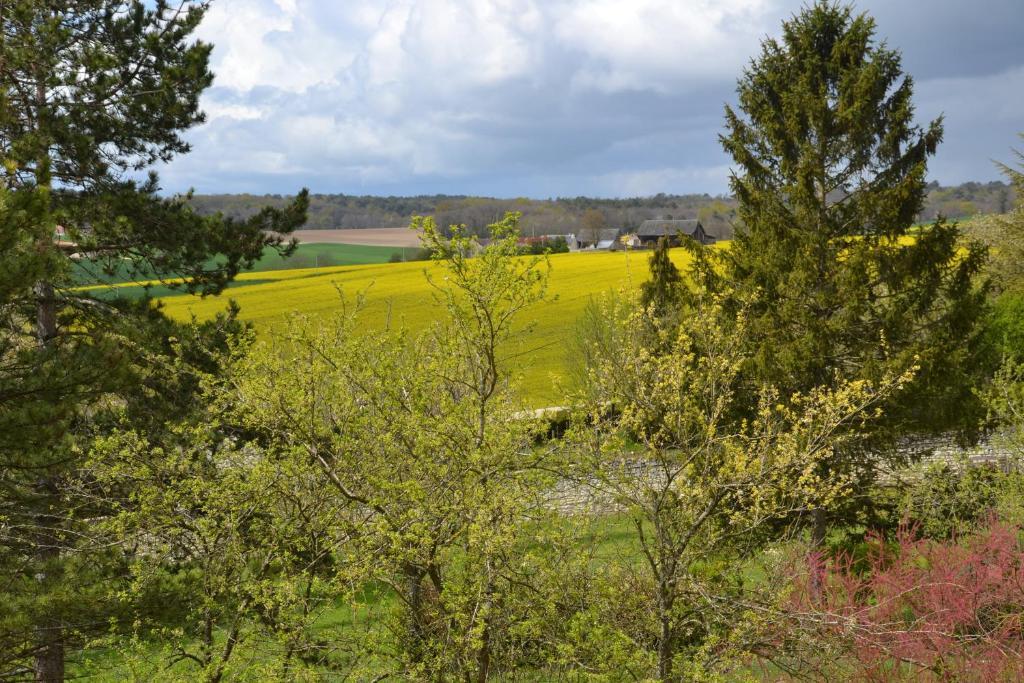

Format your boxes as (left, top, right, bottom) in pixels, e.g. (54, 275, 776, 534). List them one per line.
(158, 0, 1024, 196)
(204, 0, 771, 96)
(197, 0, 356, 92)
(182, 0, 764, 191)
(202, 101, 265, 122)
(354, 0, 544, 94)
(553, 0, 775, 92)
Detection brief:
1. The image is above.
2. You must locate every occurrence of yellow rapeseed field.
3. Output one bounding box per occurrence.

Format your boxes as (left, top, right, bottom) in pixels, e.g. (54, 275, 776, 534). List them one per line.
(158, 248, 695, 406)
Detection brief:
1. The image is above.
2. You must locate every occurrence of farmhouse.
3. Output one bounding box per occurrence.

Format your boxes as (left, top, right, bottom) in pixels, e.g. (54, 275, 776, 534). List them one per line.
(636, 219, 713, 246)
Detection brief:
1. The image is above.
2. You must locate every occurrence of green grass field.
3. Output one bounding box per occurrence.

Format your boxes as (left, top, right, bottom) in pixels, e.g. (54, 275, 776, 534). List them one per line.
(72, 241, 415, 289)
(250, 241, 420, 269)
(144, 248, 694, 406)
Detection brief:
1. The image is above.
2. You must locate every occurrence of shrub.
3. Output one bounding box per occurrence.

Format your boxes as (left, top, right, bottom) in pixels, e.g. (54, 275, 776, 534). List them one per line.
(900, 462, 1007, 539)
(518, 236, 569, 255)
(545, 236, 570, 254)
(984, 294, 1024, 366)
(788, 519, 1024, 681)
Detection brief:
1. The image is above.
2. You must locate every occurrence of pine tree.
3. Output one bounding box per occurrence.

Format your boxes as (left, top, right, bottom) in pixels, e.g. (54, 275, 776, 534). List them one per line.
(640, 236, 683, 320)
(689, 2, 989, 540)
(0, 2, 307, 677)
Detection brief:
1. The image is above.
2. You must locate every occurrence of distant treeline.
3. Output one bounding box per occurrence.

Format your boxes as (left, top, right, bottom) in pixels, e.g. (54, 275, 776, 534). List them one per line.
(187, 180, 1014, 240)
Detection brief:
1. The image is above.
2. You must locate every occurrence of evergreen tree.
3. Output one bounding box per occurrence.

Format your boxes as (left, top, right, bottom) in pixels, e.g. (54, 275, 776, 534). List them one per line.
(976, 134, 1024, 294)
(640, 236, 683, 320)
(0, 2, 307, 677)
(688, 2, 989, 540)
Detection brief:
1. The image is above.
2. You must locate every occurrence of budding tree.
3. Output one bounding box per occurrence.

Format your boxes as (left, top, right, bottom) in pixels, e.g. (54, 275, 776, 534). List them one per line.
(565, 293, 912, 680)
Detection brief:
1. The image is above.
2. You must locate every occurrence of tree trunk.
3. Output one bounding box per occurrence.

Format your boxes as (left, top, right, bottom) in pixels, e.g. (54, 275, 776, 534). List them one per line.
(34, 284, 64, 682)
(403, 563, 427, 665)
(658, 613, 673, 681)
(33, 629, 64, 683)
(35, 281, 57, 344)
(30, 51, 65, 680)
(474, 576, 495, 683)
(809, 507, 828, 598)
(811, 507, 827, 548)
(657, 577, 673, 681)
(33, 481, 64, 683)
(475, 623, 491, 683)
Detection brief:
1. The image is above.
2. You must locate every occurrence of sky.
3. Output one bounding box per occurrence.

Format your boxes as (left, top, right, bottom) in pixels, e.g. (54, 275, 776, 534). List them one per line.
(157, 0, 1024, 198)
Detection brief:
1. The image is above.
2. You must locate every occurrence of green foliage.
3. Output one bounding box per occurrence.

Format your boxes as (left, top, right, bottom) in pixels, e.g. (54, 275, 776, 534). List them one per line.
(984, 354, 1024, 467)
(689, 1, 989, 536)
(0, 296, 255, 676)
(640, 236, 684, 323)
(965, 134, 1024, 295)
(72, 309, 362, 681)
(0, 2, 309, 676)
(520, 236, 570, 255)
(880, 333, 1024, 541)
(416, 211, 552, 404)
(973, 353, 1024, 533)
(0, 4, 1016, 680)
(568, 295, 631, 402)
(1, 0, 209, 186)
(900, 463, 1010, 539)
(549, 236, 570, 254)
(564, 291, 912, 679)
(974, 293, 1024, 385)
(216, 213, 565, 679)
(90, 416, 346, 680)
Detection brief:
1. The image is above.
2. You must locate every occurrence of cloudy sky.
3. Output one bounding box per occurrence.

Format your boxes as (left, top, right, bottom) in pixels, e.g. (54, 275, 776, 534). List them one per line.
(157, 0, 1024, 198)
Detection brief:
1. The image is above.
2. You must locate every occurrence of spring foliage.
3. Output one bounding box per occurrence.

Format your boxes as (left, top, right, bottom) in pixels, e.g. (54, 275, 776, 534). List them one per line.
(210, 213, 561, 679)
(563, 291, 914, 679)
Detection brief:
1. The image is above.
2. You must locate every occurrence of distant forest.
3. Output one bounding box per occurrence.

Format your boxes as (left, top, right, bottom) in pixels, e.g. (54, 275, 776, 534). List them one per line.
(188, 180, 1015, 241)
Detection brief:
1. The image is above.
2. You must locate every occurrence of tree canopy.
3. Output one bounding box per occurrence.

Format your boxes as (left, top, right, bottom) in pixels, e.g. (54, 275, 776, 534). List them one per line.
(0, 2, 307, 678)
(687, 1, 989, 535)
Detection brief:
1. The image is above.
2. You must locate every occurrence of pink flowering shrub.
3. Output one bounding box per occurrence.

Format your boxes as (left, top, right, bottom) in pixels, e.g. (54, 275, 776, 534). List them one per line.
(789, 519, 1024, 681)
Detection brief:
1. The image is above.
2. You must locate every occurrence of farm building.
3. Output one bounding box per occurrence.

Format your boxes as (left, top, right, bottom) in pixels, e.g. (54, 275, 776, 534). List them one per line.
(577, 228, 622, 249)
(636, 219, 713, 246)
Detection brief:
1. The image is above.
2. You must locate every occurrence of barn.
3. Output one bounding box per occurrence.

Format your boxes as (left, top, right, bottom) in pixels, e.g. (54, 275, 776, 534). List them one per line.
(635, 219, 714, 247)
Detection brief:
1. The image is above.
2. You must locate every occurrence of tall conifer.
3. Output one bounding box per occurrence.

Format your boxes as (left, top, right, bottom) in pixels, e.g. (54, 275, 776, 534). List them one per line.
(689, 2, 989, 539)
(0, 3, 307, 676)
(641, 236, 683, 321)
